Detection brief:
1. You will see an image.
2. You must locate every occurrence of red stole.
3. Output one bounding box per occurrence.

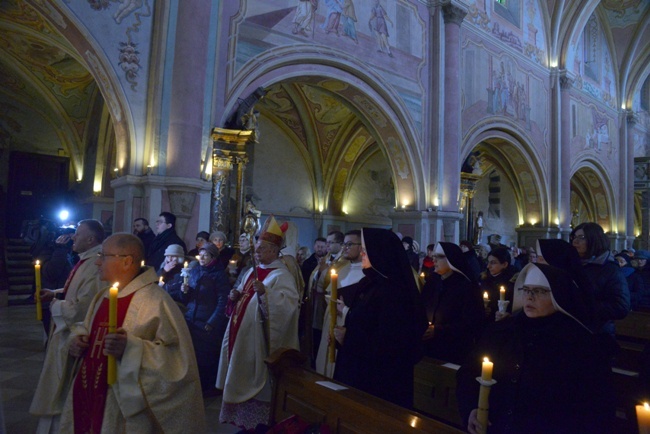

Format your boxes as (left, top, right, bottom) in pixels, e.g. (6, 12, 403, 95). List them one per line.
(63, 258, 89, 298)
(228, 267, 274, 358)
(72, 291, 135, 434)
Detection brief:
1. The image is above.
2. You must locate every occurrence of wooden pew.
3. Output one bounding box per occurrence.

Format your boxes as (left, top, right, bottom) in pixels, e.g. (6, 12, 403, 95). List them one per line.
(413, 357, 463, 428)
(266, 348, 464, 434)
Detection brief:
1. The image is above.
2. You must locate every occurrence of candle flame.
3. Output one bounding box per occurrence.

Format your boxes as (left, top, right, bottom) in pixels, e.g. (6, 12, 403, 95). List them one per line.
(645, 402, 650, 410)
(331, 269, 337, 276)
(483, 291, 488, 299)
(35, 260, 40, 266)
(484, 357, 490, 363)
(141, 260, 145, 267)
(112, 282, 119, 288)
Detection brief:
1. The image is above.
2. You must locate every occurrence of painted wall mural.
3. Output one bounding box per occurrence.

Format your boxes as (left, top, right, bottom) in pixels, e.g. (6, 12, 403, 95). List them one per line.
(231, 0, 426, 135)
(570, 102, 618, 161)
(466, 0, 547, 67)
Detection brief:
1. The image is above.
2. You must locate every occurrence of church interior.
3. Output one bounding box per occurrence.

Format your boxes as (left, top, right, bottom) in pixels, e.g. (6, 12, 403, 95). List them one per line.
(0, 0, 650, 432)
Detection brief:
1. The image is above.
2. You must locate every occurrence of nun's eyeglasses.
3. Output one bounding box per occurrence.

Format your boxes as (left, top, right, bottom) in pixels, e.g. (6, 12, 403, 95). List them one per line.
(518, 286, 551, 299)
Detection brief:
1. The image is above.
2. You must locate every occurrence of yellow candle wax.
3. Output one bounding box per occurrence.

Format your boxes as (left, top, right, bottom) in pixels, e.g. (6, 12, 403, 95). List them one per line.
(481, 357, 493, 381)
(34, 261, 42, 321)
(183, 261, 189, 285)
(107, 282, 118, 385)
(499, 286, 506, 301)
(329, 269, 338, 363)
(637, 402, 650, 434)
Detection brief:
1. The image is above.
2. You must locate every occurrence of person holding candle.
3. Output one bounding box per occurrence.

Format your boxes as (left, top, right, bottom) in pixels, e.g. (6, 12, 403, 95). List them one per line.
(60, 233, 204, 433)
(456, 263, 615, 434)
(479, 247, 517, 321)
(157, 244, 187, 303)
(179, 242, 230, 396)
(421, 242, 484, 364)
(332, 228, 427, 409)
(30, 219, 106, 434)
(216, 215, 300, 430)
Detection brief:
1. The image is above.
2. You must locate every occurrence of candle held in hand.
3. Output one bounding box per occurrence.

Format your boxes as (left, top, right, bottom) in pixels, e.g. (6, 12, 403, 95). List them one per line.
(499, 286, 506, 301)
(329, 269, 338, 363)
(107, 282, 119, 385)
(183, 261, 189, 285)
(481, 357, 493, 381)
(34, 261, 42, 321)
(483, 291, 489, 301)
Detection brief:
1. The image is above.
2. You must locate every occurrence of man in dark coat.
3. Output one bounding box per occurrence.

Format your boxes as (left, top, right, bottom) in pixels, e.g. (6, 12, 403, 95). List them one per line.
(133, 217, 155, 253)
(146, 212, 187, 269)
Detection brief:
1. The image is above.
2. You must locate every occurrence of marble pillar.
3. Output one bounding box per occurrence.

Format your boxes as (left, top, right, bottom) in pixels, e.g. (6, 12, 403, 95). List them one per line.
(558, 73, 574, 237)
(627, 112, 638, 247)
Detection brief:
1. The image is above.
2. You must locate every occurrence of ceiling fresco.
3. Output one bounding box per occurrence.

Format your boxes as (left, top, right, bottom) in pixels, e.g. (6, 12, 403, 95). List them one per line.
(0, 0, 98, 158)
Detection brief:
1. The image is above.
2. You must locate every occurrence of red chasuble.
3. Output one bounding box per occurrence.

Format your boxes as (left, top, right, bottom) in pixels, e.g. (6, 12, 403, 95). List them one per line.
(72, 292, 135, 434)
(228, 267, 274, 357)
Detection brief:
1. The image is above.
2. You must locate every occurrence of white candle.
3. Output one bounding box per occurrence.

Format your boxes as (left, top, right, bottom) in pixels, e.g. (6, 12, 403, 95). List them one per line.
(183, 261, 189, 285)
(499, 286, 506, 301)
(481, 357, 493, 382)
(483, 291, 489, 301)
(637, 402, 650, 434)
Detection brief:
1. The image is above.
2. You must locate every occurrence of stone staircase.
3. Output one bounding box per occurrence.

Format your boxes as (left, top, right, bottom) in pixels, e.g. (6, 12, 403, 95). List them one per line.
(4, 239, 34, 306)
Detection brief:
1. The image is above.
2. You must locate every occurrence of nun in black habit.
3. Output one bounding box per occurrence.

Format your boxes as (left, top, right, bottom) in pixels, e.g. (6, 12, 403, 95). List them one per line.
(456, 263, 615, 434)
(333, 228, 427, 409)
(421, 242, 484, 364)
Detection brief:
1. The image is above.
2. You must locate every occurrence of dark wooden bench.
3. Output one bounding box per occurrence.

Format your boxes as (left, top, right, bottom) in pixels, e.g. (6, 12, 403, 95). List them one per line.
(413, 357, 463, 428)
(266, 348, 464, 434)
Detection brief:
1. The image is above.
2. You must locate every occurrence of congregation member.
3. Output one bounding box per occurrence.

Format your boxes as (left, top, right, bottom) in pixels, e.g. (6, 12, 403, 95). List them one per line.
(615, 253, 647, 310)
(187, 230, 210, 257)
(132, 217, 155, 253)
(217, 216, 300, 430)
(459, 240, 482, 283)
(315, 229, 365, 377)
(479, 247, 517, 320)
(421, 242, 484, 364)
(210, 230, 236, 268)
(401, 236, 420, 271)
(420, 244, 436, 283)
(146, 211, 187, 269)
(333, 228, 427, 409)
(30, 219, 106, 433)
(300, 236, 327, 288)
(180, 243, 230, 395)
(296, 245, 310, 267)
(308, 231, 346, 362)
(228, 232, 254, 287)
(570, 222, 630, 355)
(60, 233, 204, 433)
(456, 263, 615, 434)
(634, 250, 650, 309)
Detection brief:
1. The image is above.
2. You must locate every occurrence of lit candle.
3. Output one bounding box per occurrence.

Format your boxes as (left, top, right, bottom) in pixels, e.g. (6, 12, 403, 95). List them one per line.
(195, 255, 200, 261)
(107, 282, 119, 385)
(481, 357, 493, 381)
(483, 291, 489, 301)
(183, 261, 189, 285)
(329, 269, 338, 363)
(637, 402, 650, 434)
(140, 260, 145, 268)
(499, 286, 506, 301)
(34, 261, 42, 321)
(159, 276, 164, 285)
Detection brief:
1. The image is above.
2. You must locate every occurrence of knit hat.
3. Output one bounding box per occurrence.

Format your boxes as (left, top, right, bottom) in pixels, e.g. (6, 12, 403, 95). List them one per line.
(259, 214, 288, 248)
(210, 231, 227, 243)
(164, 244, 185, 259)
(200, 243, 220, 258)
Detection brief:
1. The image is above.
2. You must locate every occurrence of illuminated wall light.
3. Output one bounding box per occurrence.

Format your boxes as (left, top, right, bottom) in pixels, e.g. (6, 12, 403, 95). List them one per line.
(342, 205, 348, 215)
(637, 232, 641, 237)
(621, 103, 626, 110)
(93, 180, 102, 193)
(550, 59, 558, 68)
(529, 219, 537, 226)
(318, 205, 323, 213)
(433, 197, 440, 207)
(519, 218, 524, 226)
(554, 218, 560, 226)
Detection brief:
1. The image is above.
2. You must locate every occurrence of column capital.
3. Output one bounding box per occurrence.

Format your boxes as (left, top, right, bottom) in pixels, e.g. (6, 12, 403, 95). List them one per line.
(442, 3, 467, 26)
(559, 74, 574, 90)
(627, 110, 638, 126)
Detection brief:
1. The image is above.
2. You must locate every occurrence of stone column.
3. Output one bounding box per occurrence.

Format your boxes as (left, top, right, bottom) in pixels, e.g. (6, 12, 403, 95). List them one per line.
(558, 73, 574, 237)
(441, 3, 467, 213)
(626, 112, 638, 247)
(210, 128, 253, 241)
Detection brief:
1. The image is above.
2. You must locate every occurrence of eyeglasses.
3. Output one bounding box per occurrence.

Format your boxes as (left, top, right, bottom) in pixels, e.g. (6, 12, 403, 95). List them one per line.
(342, 242, 361, 248)
(570, 234, 586, 241)
(97, 253, 132, 260)
(433, 254, 446, 259)
(518, 286, 551, 299)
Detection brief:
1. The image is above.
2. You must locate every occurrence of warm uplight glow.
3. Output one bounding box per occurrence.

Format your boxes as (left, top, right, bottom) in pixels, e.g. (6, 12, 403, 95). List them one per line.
(401, 203, 406, 209)
(433, 197, 440, 207)
(409, 417, 418, 428)
(318, 204, 324, 213)
(530, 219, 537, 226)
(554, 218, 560, 226)
(550, 59, 558, 68)
(342, 205, 348, 215)
(519, 218, 524, 226)
(637, 232, 641, 237)
(622, 103, 626, 110)
(93, 180, 102, 193)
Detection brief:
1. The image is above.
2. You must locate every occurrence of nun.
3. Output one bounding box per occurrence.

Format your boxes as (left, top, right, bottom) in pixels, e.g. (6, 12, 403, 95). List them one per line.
(421, 242, 484, 364)
(456, 263, 615, 434)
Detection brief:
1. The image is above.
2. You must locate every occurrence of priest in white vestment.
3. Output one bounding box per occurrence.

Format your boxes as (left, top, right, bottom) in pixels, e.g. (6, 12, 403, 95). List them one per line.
(217, 215, 300, 430)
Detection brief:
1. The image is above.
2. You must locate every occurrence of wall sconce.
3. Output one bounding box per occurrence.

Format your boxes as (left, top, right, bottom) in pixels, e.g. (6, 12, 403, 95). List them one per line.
(146, 164, 153, 175)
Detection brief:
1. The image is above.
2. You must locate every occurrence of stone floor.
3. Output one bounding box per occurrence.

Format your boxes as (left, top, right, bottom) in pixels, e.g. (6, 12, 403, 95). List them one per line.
(0, 304, 239, 434)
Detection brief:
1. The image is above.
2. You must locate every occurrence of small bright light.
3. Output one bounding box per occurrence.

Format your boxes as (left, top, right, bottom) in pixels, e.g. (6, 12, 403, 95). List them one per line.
(433, 197, 440, 207)
(58, 210, 69, 221)
(530, 219, 537, 226)
(113, 167, 119, 172)
(554, 218, 560, 226)
(621, 103, 626, 110)
(637, 232, 641, 237)
(550, 59, 558, 68)
(401, 204, 406, 209)
(342, 205, 348, 215)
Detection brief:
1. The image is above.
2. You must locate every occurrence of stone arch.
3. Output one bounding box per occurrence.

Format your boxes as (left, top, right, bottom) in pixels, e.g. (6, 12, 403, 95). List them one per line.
(219, 54, 424, 215)
(570, 159, 617, 232)
(462, 124, 548, 227)
(26, 0, 136, 174)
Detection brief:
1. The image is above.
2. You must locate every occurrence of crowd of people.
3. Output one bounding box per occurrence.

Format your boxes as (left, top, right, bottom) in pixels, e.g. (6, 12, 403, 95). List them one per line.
(27, 213, 650, 433)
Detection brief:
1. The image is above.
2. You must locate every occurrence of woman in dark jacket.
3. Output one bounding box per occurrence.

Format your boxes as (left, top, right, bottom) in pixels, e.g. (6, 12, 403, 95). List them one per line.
(333, 228, 427, 409)
(456, 263, 615, 434)
(570, 223, 630, 355)
(616, 253, 646, 310)
(421, 242, 484, 364)
(180, 243, 230, 393)
(479, 247, 517, 321)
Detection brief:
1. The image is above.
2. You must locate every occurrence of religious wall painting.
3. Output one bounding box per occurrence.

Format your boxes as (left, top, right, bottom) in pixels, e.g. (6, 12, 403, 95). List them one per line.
(66, 0, 152, 91)
(258, 84, 308, 150)
(332, 167, 348, 202)
(465, 0, 546, 67)
(385, 136, 410, 180)
(231, 1, 426, 138)
(595, 192, 608, 220)
(570, 104, 616, 159)
(602, 0, 648, 27)
(344, 135, 367, 163)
